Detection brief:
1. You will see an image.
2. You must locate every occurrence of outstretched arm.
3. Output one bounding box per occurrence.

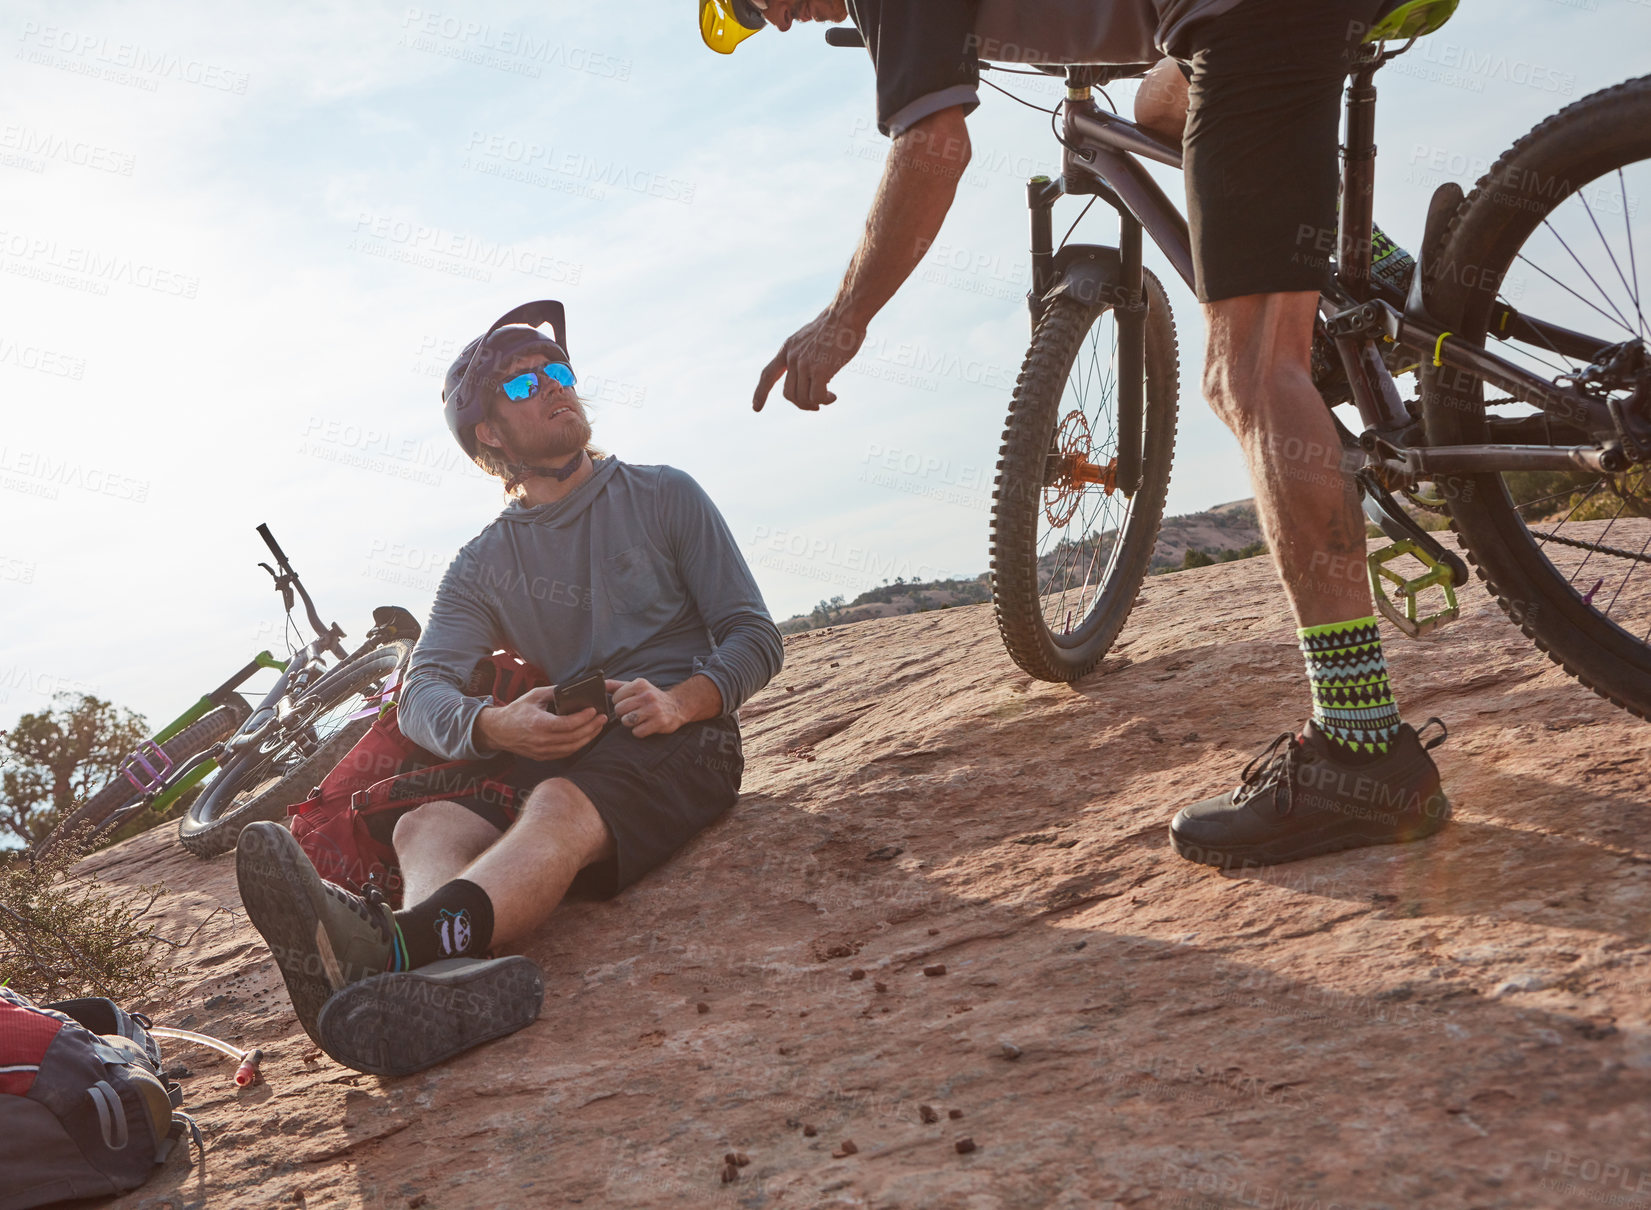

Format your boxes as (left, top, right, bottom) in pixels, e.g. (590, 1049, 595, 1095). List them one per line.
(753, 104, 971, 412)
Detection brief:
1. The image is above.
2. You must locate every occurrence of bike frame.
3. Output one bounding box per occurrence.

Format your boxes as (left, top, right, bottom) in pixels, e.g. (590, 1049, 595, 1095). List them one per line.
(95, 525, 364, 833)
(1031, 49, 1635, 487)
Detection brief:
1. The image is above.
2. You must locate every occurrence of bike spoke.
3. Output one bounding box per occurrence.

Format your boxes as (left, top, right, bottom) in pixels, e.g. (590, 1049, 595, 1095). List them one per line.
(1579, 191, 1648, 340)
(1540, 219, 1638, 336)
(1621, 168, 1644, 339)
(1517, 251, 1639, 339)
(1601, 524, 1651, 617)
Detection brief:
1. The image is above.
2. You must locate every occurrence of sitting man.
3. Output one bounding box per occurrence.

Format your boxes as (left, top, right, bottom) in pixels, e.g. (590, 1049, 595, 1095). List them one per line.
(236, 301, 784, 1074)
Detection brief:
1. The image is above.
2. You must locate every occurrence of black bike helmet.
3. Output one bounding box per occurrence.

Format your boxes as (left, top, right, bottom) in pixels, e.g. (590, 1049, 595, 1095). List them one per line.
(442, 300, 569, 460)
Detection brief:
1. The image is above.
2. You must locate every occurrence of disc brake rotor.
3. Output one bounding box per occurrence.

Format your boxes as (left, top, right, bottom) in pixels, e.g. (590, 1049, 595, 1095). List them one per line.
(1043, 411, 1117, 529)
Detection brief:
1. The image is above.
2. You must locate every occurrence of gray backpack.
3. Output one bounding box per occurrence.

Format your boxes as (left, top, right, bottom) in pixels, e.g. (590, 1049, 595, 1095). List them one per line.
(0, 987, 200, 1209)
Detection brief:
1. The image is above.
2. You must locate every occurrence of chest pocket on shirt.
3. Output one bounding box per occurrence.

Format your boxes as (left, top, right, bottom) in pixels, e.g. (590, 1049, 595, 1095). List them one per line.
(603, 545, 668, 615)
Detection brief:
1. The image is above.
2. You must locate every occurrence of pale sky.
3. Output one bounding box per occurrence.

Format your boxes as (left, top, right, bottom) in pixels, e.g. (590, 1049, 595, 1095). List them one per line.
(1, 0, 1645, 729)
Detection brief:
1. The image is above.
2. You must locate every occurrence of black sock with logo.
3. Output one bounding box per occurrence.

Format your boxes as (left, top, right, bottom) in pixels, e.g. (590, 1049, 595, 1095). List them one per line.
(392, 879, 495, 970)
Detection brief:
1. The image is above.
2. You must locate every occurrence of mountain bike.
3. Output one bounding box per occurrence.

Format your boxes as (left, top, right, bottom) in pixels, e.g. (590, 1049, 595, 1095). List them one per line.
(36, 525, 422, 861)
(847, 6, 1651, 715)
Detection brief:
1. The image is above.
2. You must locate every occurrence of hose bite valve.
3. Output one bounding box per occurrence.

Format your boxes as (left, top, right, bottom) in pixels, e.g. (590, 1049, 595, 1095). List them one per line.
(234, 1048, 265, 1088)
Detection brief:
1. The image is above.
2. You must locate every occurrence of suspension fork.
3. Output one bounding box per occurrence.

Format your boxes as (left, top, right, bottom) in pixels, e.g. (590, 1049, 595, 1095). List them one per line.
(1116, 214, 1145, 495)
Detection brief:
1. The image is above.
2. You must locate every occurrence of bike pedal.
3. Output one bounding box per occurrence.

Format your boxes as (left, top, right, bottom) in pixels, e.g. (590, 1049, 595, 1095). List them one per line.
(1367, 539, 1460, 638)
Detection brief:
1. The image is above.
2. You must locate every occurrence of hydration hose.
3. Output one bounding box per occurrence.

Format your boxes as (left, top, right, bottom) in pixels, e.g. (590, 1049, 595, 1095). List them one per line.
(149, 1025, 265, 1087)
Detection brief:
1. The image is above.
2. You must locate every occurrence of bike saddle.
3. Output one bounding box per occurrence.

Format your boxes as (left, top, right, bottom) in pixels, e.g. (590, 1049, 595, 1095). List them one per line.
(1365, 0, 1458, 44)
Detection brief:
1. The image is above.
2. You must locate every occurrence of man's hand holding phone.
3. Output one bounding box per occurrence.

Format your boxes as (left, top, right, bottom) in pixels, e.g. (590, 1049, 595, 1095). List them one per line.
(474, 684, 606, 761)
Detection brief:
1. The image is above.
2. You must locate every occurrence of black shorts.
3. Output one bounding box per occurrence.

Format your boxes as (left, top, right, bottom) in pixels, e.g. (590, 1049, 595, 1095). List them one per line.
(443, 715, 744, 899)
(1181, 0, 1389, 303)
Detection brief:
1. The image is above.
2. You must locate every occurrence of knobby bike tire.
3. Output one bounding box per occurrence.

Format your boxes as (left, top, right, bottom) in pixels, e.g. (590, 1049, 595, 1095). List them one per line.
(34, 702, 250, 861)
(991, 273, 1180, 682)
(1424, 75, 1651, 719)
(178, 639, 412, 858)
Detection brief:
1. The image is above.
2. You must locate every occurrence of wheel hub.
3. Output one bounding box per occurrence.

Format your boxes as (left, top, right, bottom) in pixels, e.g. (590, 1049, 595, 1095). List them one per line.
(1043, 411, 1117, 527)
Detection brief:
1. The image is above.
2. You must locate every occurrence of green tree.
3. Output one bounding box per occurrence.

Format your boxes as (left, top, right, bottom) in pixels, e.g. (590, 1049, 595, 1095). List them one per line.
(1182, 548, 1216, 569)
(1, 694, 148, 849)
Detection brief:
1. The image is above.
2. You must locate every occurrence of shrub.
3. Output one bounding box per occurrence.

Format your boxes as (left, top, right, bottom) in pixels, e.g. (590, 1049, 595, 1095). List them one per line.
(0, 836, 181, 1005)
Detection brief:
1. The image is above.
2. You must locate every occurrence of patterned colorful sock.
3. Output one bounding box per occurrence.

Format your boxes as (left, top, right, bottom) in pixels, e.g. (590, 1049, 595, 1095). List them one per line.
(392, 879, 495, 970)
(1298, 616, 1402, 763)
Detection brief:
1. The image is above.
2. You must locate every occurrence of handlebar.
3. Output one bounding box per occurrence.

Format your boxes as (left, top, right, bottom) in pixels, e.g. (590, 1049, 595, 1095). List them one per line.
(256, 522, 289, 568)
(254, 523, 348, 661)
(823, 27, 863, 48)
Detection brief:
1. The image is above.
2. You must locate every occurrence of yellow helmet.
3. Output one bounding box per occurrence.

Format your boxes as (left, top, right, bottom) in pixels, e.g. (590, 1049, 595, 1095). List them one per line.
(699, 0, 767, 54)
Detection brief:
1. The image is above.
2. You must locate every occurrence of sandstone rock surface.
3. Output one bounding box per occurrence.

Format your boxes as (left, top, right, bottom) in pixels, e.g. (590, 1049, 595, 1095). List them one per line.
(82, 548, 1651, 1209)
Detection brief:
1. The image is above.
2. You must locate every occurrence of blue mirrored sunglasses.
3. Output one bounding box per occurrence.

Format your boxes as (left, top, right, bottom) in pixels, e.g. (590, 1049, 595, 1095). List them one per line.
(500, 361, 577, 401)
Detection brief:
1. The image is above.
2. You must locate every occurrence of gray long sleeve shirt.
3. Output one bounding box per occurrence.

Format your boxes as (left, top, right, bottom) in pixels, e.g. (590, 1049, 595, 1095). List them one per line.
(398, 457, 784, 762)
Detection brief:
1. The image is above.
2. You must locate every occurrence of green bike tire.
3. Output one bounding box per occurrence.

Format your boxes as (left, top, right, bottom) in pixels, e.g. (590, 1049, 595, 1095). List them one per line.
(34, 702, 250, 861)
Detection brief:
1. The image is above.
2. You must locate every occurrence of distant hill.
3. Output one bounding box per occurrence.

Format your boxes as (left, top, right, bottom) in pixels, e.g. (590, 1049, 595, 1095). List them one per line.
(778, 499, 1266, 634)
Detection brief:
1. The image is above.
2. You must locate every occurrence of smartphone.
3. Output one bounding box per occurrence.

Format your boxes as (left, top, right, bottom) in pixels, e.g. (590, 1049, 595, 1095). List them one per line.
(551, 669, 610, 718)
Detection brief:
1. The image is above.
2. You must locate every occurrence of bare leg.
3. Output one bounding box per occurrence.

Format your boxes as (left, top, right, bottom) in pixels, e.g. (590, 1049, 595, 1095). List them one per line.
(1202, 292, 1373, 627)
(443, 778, 615, 949)
(392, 800, 503, 906)
(1134, 57, 1190, 145)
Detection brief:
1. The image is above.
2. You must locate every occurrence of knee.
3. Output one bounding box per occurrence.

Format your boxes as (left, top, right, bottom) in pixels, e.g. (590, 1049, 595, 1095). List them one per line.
(392, 800, 460, 850)
(517, 779, 613, 861)
(1133, 58, 1188, 145)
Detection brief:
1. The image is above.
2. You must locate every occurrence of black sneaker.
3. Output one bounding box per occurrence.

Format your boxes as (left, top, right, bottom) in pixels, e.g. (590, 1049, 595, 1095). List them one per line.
(315, 956, 545, 1077)
(235, 821, 397, 1047)
(1169, 718, 1451, 870)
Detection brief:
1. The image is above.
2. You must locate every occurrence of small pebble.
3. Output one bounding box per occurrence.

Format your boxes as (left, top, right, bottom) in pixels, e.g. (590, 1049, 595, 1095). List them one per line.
(721, 1162, 739, 1184)
(408, 1198, 427, 1210)
(928, 927, 940, 936)
(833, 1139, 859, 1158)
(919, 1104, 939, 1124)
(734, 1152, 750, 1167)
(850, 968, 866, 981)
(778, 1045, 793, 1055)
(697, 1002, 710, 1014)
(830, 661, 840, 668)
(1000, 1042, 1023, 1060)
(874, 981, 888, 993)
(948, 1109, 964, 1120)
(803, 1124, 818, 1137)
(955, 1137, 977, 1154)
(924, 964, 948, 977)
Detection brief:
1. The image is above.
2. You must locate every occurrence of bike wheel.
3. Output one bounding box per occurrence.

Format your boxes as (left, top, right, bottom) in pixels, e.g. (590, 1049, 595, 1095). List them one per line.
(34, 702, 250, 860)
(991, 272, 1179, 682)
(1423, 75, 1651, 718)
(178, 639, 412, 857)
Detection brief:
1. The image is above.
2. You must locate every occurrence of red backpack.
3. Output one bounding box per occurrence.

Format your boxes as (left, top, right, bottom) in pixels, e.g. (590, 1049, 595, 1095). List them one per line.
(287, 651, 546, 907)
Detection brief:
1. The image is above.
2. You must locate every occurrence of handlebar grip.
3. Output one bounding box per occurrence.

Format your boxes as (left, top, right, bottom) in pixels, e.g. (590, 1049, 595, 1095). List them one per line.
(256, 523, 290, 568)
(824, 27, 864, 48)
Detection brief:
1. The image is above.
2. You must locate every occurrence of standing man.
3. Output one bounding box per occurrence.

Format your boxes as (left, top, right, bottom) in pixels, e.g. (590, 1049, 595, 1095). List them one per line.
(704, 0, 1450, 868)
(237, 301, 784, 1074)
